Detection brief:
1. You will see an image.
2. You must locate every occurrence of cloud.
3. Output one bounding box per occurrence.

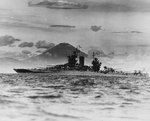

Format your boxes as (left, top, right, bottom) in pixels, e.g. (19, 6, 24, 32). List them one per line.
(88, 49, 108, 58)
(112, 31, 142, 34)
(28, 0, 88, 9)
(90, 26, 102, 32)
(108, 44, 150, 61)
(50, 25, 76, 31)
(0, 50, 31, 60)
(112, 31, 129, 34)
(50, 25, 76, 28)
(136, 44, 150, 47)
(29, 0, 150, 12)
(107, 51, 129, 58)
(18, 42, 34, 48)
(0, 18, 77, 33)
(0, 51, 18, 58)
(89, 2, 132, 12)
(130, 31, 142, 34)
(35, 40, 55, 49)
(0, 35, 21, 47)
(36, 50, 44, 54)
(22, 50, 31, 55)
(117, 44, 150, 48)
(0, 20, 49, 32)
(49, 25, 76, 32)
(21, 50, 37, 59)
(88, 0, 150, 12)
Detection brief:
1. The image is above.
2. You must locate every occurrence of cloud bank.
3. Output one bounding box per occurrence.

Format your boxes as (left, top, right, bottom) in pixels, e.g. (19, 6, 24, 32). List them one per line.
(0, 35, 21, 47)
(112, 31, 142, 34)
(88, 49, 108, 58)
(88, 0, 150, 12)
(18, 42, 34, 48)
(0, 50, 31, 60)
(28, 0, 88, 9)
(28, 0, 150, 12)
(35, 40, 55, 49)
(91, 26, 102, 32)
(22, 50, 31, 55)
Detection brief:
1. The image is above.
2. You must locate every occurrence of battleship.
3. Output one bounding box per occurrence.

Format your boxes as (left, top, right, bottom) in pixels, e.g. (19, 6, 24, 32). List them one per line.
(14, 50, 148, 78)
(14, 51, 94, 74)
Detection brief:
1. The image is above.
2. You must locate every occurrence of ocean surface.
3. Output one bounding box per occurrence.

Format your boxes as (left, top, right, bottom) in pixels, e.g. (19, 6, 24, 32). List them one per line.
(0, 74, 149, 121)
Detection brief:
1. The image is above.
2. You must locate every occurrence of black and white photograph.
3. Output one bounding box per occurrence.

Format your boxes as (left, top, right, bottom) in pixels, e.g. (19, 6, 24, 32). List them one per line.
(0, 0, 150, 121)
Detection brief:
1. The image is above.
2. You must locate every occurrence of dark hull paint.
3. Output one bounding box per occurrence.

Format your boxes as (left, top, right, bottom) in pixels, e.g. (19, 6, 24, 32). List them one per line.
(13, 69, 48, 73)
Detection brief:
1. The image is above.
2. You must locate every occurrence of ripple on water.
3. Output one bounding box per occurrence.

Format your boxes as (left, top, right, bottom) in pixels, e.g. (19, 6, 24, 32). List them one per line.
(41, 110, 83, 119)
(28, 94, 62, 99)
(42, 84, 65, 89)
(124, 98, 141, 103)
(0, 74, 149, 121)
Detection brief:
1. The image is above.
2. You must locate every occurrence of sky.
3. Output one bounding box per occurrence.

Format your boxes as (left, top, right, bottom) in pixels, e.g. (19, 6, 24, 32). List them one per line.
(0, 0, 150, 72)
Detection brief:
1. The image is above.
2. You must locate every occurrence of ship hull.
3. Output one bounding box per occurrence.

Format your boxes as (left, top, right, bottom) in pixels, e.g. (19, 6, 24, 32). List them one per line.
(13, 69, 48, 73)
(13, 69, 147, 78)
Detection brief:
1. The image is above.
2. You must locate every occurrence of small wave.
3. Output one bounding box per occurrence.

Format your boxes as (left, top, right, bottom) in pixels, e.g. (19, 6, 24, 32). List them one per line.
(71, 78, 95, 86)
(0, 74, 149, 121)
(95, 95, 102, 98)
(28, 94, 62, 99)
(101, 107, 115, 110)
(42, 110, 83, 119)
(122, 102, 133, 105)
(119, 116, 138, 120)
(126, 89, 140, 94)
(119, 84, 132, 90)
(8, 90, 24, 94)
(124, 98, 141, 103)
(42, 85, 65, 89)
(91, 102, 116, 106)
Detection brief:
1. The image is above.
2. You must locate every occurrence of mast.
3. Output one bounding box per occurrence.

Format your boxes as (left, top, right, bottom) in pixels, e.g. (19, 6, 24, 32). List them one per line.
(92, 52, 95, 59)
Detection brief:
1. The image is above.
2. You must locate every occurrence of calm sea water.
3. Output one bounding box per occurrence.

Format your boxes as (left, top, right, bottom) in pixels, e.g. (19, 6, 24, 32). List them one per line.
(0, 74, 149, 121)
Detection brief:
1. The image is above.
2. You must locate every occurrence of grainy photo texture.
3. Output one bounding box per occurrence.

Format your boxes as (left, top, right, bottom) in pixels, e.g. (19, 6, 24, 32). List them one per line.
(0, 0, 150, 121)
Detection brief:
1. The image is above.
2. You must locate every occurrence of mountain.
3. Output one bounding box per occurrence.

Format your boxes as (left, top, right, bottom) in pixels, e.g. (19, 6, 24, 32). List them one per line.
(42, 43, 87, 57)
(25, 43, 88, 65)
